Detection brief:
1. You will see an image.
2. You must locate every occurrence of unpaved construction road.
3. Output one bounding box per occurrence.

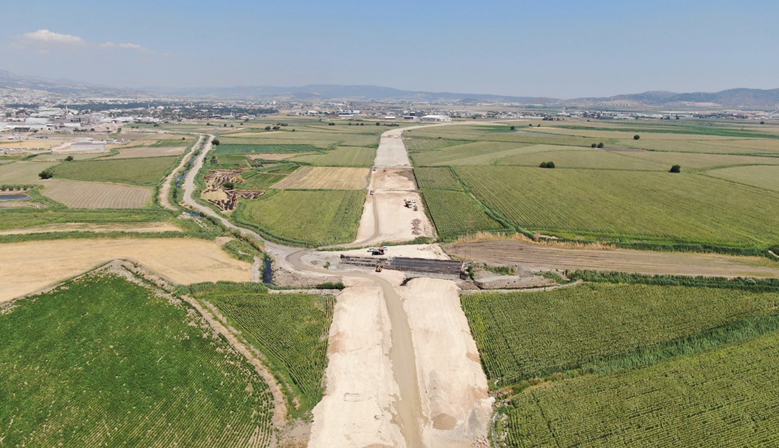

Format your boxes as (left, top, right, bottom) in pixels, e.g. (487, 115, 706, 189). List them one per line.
(179, 128, 492, 447)
(445, 240, 779, 278)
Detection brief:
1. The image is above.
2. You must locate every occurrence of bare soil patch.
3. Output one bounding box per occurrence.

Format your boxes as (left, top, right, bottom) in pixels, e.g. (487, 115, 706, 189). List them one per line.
(444, 240, 779, 278)
(0, 238, 251, 303)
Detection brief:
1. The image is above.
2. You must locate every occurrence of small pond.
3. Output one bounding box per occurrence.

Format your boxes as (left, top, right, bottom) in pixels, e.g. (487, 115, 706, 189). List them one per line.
(0, 194, 30, 201)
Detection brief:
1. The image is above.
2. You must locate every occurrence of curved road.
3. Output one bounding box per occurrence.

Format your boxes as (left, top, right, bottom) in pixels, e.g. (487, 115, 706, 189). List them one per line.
(180, 133, 426, 447)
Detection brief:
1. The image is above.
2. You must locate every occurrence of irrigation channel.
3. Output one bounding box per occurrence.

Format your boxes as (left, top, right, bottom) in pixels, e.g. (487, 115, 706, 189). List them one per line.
(181, 133, 427, 447)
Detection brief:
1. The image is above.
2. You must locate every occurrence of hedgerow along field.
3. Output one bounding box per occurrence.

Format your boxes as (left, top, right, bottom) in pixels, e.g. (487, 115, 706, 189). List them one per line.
(192, 285, 335, 415)
(0, 270, 275, 447)
(234, 189, 365, 246)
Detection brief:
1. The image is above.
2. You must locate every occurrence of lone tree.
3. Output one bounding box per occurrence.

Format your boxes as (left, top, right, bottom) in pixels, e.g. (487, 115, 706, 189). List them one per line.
(591, 143, 597, 148)
(223, 181, 235, 190)
(670, 165, 682, 173)
(510, 125, 516, 131)
(539, 161, 555, 169)
(212, 139, 220, 146)
(38, 168, 54, 179)
(634, 135, 640, 140)
(64, 155, 74, 162)
(597, 142, 604, 148)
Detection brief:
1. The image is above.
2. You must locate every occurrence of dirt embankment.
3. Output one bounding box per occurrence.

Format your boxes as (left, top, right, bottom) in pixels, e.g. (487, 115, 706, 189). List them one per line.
(308, 279, 407, 448)
(444, 240, 779, 278)
(400, 278, 493, 447)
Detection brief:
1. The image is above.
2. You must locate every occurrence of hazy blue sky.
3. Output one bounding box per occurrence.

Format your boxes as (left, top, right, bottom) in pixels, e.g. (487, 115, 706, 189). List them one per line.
(1, 0, 777, 97)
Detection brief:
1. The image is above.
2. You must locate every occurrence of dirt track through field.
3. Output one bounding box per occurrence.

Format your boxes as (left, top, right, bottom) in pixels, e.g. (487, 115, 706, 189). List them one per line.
(159, 135, 202, 211)
(444, 240, 779, 278)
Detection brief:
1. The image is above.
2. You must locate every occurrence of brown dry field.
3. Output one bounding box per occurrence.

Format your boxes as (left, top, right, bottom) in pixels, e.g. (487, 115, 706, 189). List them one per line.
(271, 166, 370, 190)
(41, 180, 153, 208)
(0, 221, 181, 235)
(0, 139, 68, 150)
(444, 240, 779, 278)
(108, 146, 186, 159)
(0, 238, 251, 303)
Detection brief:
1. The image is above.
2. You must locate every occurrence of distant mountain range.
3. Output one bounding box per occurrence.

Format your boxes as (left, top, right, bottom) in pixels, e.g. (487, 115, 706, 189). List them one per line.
(0, 70, 143, 98)
(2, 69, 778, 110)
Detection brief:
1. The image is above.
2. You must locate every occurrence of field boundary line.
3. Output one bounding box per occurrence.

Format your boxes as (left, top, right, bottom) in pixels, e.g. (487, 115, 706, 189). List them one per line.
(460, 280, 583, 295)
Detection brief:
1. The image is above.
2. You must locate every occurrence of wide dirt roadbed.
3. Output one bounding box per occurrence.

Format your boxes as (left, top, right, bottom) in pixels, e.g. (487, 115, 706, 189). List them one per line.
(0, 238, 251, 303)
(444, 240, 779, 278)
(309, 279, 406, 448)
(401, 278, 492, 447)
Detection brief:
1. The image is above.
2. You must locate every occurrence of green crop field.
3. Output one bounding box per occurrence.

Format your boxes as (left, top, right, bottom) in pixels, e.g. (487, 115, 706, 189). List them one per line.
(239, 171, 288, 190)
(289, 146, 376, 167)
(421, 189, 504, 238)
(214, 144, 319, 155)
(455, 166, 779, 247)
(52, 156, 178, 186)
(705, 165, 779, 192)
(495, 148, 667, 170)
(414, 167, 463, 190)
(0, 208, 174, 230)
(462, 283, 779, 385)
(0, 271, 275, 447)
(193, 288, 334, 413)
(500, 329, 779, 447)
(234, 190, 364, 246)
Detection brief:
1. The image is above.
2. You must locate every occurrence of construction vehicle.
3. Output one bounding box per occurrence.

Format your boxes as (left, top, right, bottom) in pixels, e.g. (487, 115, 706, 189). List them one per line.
(367, 246, 388, 256)
(375, 264, 383, 272)
(404, 198, 417, 208)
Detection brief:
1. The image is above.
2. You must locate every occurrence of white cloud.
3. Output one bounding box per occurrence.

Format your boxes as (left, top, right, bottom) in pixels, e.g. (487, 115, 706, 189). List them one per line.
(21, 29, 86, 46)
(16, 30, 150, 52)
(100, 42, 142, 50)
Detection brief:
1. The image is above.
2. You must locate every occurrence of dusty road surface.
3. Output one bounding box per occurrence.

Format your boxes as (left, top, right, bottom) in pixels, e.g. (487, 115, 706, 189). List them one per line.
(0, 238, 251, 303)
(401, 278, 493, 447)
(351, 167, 434, 246)
(309, 279, 406, 447)
(374, 128, 412, 167)
(159, 134, 202, 211)
(444, 240, 779, 278)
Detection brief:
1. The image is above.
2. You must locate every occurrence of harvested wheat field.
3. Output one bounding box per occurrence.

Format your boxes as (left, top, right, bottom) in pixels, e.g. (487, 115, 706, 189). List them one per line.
(109, 146, 187, 159)
(0, 238, 251, 303)
(41, 180, 153, 208)
(0, 221, 181, 235)
(271, 166, 370, 190)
